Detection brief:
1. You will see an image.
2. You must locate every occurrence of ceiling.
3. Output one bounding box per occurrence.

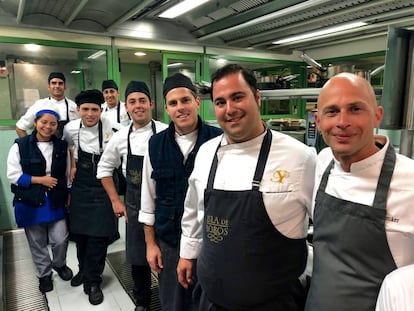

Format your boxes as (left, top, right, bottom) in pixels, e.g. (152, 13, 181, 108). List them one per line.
(1, 0, 414, 56)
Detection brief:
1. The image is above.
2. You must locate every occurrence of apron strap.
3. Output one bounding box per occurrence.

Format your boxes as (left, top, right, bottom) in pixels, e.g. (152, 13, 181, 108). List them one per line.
(78, 120, 103, 154)
(318, 143, 396, 210)
(372, 144, 396, 210)
(207, 128, 272, 191)
(64, 98, 69, 120)
(252, 129, 272, 190)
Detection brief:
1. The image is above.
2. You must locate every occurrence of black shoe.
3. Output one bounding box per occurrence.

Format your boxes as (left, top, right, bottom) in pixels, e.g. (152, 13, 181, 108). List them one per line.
(70, 272, 84, 287)
(84, 284, 104, 305)
(39, 274, 53, 293)
(135, 306, 149, 311)
(53, 265, 73, 281)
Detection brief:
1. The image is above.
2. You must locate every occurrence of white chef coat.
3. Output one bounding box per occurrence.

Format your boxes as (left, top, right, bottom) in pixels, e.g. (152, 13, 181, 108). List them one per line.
(16, 97, 78, 131)
(375, 264, 414, 311)
(179, 130, 317, 259)
(101, 101, 130, 127)
(312, 135, 414, 268)
(62, 115, 123, 160)
(138, 130, 199, 226)
(96, 120, 168, 178)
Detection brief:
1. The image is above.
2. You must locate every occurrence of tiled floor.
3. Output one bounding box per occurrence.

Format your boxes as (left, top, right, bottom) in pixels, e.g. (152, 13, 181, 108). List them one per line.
(46, 220, 136, 311)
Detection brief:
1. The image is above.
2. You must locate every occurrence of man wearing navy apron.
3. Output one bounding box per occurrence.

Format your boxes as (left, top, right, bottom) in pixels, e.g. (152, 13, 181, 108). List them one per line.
(177, 64, 317, 310)
(97, 81, 168, 311)
(63, 89, 123, 306)
(305, 73, 414, 311)
(16, 72, 78, 138)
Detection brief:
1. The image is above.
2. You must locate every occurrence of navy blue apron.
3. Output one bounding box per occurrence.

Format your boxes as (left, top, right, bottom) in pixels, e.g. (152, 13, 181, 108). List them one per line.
(125, 121, 156, 265)
(198, 129, 307, 310)
(69, 120, 118, 240)
(55, 98, 70, 139)
(305, 144, 397, 311)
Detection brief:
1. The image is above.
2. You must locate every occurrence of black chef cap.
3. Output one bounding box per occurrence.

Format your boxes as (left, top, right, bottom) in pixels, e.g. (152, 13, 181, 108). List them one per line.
(48, 72, 66, 83)
(75, 89, 104, 106)
(125, 81, 151, 101)
(101, 79, 118, 91)
(163, 73, 197, 98)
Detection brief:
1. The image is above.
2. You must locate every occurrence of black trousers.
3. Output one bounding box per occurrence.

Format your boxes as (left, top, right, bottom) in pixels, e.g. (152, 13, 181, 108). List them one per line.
(132, 264, 152, 307)
(72, 233, 109, 288)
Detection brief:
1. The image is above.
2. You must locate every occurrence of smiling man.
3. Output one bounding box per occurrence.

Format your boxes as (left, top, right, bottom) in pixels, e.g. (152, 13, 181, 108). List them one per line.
(139, 73, 222, 311)
(101, 79, 130, 126)
(16, 72, 78, 138)
(176, 64, 316, 310)
(62, 89, 122, 306)
(97, 81, 167, 311)
(305, 72, 414, 311)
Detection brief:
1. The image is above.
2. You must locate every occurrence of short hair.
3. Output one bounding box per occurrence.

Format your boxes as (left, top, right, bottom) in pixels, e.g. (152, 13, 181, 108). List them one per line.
(210, 64, 257, 100)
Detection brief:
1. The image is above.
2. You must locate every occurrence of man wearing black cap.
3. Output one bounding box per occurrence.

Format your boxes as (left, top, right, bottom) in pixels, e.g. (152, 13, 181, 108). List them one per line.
(139, 73, 222, 311)
(62, 89, 123, 306)
(101, 79, 130, 127)
(97, 81, 168, 311)
(16, 72, 78, 138)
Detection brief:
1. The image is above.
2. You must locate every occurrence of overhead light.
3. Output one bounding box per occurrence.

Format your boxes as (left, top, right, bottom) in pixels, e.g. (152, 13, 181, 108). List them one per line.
(87, 50, 106, 59)
(272, 22, 368, 44)
(159, 0, 210, 19)
(71, 70, 81, 74)
(167, 62, 183, 68)
(25, 44, 41, 52)
(134, 52, 147, 56)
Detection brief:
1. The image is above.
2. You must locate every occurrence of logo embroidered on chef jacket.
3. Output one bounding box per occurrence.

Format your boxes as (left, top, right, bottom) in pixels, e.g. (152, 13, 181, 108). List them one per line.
(105, 132, 112, 140)
(206, 215, 229, 243)
(271, 169, 290, 183)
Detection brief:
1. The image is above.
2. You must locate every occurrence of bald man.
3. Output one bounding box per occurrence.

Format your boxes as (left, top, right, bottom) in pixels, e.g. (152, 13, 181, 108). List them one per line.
(305, 73, 414, 311)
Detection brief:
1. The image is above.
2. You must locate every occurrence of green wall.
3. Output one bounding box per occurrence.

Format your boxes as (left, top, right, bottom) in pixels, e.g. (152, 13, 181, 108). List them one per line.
(0, 128, 18, 229)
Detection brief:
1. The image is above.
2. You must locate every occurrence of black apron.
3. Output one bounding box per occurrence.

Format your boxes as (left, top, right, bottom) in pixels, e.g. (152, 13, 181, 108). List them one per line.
(124, 121, 156, 265)
(305, 145, 397, 311)
(198, 130, 307, 310)
(56, 98, 70, 139)
(70, 121, 119, 239)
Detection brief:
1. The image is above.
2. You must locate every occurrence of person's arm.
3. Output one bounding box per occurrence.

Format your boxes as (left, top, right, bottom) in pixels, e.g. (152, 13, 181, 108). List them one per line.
(15, 103, 37, 137)
(15, 127, 27, 137)
(177, 150, 208, 288)
(97, 131, 127, 220)
(143, 224, 163, 272)
(139, 150, 162, 271)
(101, 176, 127, 221)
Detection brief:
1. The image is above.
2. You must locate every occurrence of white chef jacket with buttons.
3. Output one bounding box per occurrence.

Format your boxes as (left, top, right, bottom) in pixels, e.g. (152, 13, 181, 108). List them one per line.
(311, 135, 414, 268)
(62, 115, 123, 160)
(96, 120, 168, 179)
(179, 130, 317, 259)
(16, 97, 78, 131)
(101, 101, 130, 127)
